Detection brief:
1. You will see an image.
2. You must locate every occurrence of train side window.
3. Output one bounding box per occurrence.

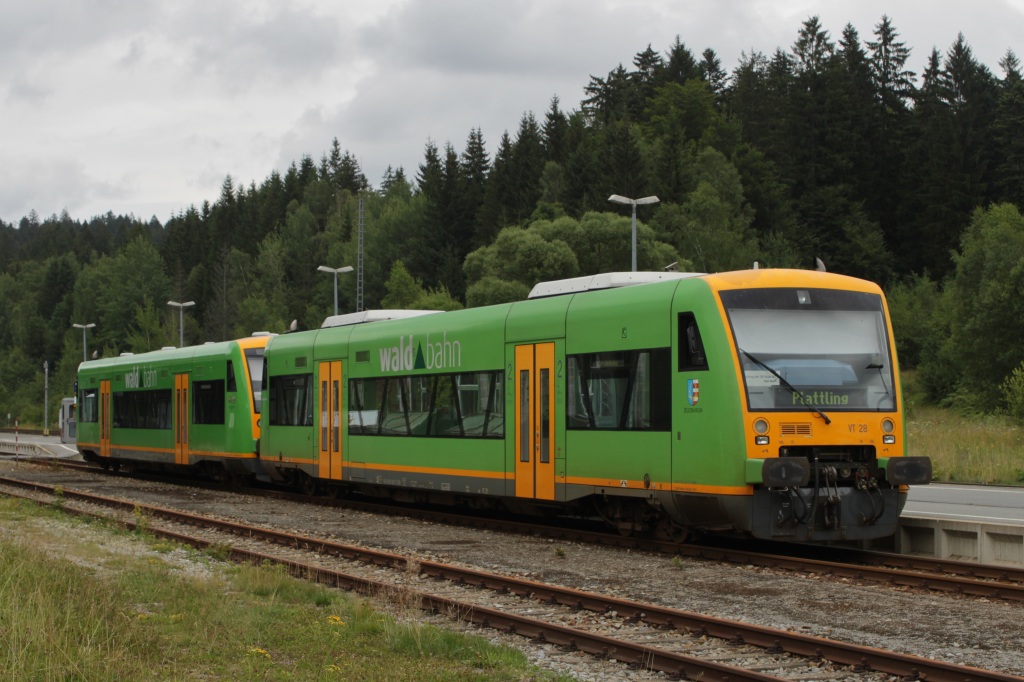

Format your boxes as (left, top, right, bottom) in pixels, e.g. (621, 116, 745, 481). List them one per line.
(193, 380, 226, 425)
(349, 372, 503, 439)
(226, 361, 237, 392)
(246, 351, 265, 414)
(112, 389, 172, 429)
(80, 389, 98, 422)
(256, 358, 267, 414)
(678, 313, 708, 371)
(428, 374, 460, 436)
(380, 377, 411, 435)
(456, 371, 503, 438)
(348, 378, 384, 435)
(567, 348, 671, 431)
(268, 374, 313, 427)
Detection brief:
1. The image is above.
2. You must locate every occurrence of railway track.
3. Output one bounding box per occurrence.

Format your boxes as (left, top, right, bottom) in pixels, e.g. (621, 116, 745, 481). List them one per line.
(1, 473, 1020, 682)
(20, 458, 1024, 603)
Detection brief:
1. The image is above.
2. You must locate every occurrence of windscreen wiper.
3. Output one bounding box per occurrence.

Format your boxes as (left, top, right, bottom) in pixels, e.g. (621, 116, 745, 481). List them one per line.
(739, 348, 832, 425)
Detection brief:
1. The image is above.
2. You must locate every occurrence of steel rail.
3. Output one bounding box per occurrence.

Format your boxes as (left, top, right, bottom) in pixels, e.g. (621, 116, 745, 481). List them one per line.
(672, 544, 1024, 601)
(19, 460, 1024, 598)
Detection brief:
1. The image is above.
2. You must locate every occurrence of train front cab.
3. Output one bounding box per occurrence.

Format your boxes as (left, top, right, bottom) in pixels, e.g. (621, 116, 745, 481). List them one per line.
(188, 335, 268, 478)
(677, 270, 932, 543)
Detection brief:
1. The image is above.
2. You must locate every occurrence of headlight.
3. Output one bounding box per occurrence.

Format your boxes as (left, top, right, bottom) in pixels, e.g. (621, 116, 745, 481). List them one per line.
(753, 419, 770, 445)
(881, 418, 894, 433)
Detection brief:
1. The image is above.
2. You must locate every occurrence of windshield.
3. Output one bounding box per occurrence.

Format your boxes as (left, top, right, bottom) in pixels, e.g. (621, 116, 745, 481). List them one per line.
(720, 288, 896, 412)
(244, 348, 265, 413)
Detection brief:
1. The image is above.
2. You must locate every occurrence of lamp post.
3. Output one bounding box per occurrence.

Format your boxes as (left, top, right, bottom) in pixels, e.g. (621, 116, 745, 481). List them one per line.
(167, 301, 195, 347)
(317, 265, 353, 316)
(43, 360, 49, 436)
(72, 323, 95, 363)
(608, 194, 660, 272)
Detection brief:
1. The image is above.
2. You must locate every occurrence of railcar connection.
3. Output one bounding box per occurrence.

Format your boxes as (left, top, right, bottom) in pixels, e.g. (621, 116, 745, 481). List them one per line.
(75, 268, 932, 543)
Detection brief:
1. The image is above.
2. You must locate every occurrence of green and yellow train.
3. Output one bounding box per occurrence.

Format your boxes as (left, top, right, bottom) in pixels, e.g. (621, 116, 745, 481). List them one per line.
(77, 268, 931, 542)
(76, 335, 268, 477)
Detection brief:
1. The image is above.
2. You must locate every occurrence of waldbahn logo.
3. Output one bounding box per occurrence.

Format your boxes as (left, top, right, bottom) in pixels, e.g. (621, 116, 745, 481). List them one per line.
(687, 379, 700, 406)
(125, 366, 157, 389)
(378, 332, 462, 373)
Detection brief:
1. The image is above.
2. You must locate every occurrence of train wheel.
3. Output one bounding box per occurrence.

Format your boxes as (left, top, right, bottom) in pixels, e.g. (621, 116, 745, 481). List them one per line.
(602, 498, 658, 537)
(655, 518, 692, 544)
(302, 475, 319, 497)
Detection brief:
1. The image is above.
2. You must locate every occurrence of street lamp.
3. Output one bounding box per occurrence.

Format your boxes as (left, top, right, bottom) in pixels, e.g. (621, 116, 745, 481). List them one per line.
(608, 194, 660, 272)
(72, 323, 95, 363)
(43, 360, 49, 436)
(317, 265, 353, 316)
(167, 301, 195, 347)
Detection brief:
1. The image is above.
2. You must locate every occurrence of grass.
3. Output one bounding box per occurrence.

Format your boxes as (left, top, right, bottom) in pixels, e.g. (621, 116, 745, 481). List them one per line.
(903, 370, 1024, 485)
(906, 404, 1024, 484)
(0, 498, 571, 681)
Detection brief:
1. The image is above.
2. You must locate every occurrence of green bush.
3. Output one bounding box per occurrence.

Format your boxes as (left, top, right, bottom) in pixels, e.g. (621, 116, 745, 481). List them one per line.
(1000, 361, 1024, 423)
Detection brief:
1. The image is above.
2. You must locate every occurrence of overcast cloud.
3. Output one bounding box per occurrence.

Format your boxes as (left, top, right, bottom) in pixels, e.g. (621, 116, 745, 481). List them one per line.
(3, 0, 1023, 225)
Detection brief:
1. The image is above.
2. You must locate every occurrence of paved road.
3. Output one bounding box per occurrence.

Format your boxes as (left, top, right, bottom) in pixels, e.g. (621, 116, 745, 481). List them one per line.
(2, 435, 1021, 525)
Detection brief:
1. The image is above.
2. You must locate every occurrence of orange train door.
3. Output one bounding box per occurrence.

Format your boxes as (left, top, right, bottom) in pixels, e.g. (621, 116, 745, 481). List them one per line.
(99, 380, 111, 458)
(318, 360, 343, 481)
(174, 373, 189, 466)
(514, 343, 556, 501)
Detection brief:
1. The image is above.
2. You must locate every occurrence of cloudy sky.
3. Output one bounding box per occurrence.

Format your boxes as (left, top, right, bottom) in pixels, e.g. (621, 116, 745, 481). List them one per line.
(3, 0, 1023, 225)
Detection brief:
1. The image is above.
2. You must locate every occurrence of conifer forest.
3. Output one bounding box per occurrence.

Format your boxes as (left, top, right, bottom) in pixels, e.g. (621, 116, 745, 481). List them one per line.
(3, 16, 1024, 424)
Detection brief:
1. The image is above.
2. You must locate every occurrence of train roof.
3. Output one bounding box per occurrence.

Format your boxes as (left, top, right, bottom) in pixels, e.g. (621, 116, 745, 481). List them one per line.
(527, 271, 703, 298)
(77, 334, 270, 372)
(321, 309, 442, 328)
(702, 268, 883, 294)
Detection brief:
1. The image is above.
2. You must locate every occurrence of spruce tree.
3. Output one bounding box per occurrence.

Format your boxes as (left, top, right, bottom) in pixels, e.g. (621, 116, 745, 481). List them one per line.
(541, 97, 569, 164)
(631, 44, 664, 115)
(833, 24, 881, 209)
(508, 113, 546, 223)
(327, 138, 343, 183)
(477, 131, 514, 240)
(901, 48, 957, 275)
(866, 15, 916, 114)
(865, 16, 916, 257)
(994, 51, 1024, 208)
(938, 35, 1000, 252)
(598, 121, 649, 201)
(461, 128, 490, 247)
(699, 48, 728, 99)
(582, 65, 633, 126)
(662, 36, 700, 86)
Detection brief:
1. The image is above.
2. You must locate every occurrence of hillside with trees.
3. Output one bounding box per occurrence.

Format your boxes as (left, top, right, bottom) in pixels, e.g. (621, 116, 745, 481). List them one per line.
(2, 15, 1023, 425)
